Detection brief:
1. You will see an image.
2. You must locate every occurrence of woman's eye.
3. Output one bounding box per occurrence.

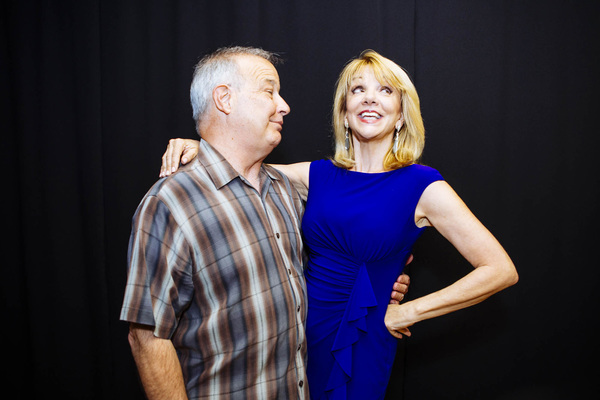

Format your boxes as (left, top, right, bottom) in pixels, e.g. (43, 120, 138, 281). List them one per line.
(381, 87, 392, 94)
(351, 86, 363, 93)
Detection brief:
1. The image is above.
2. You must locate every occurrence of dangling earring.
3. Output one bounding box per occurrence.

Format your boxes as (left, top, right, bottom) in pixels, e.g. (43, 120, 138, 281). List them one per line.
(393, 117, 403, 153)
(344, 118, 350, 151)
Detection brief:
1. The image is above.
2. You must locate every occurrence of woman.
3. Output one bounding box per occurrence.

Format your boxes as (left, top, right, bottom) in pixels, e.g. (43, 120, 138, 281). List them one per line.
(160, 50, 518, 400)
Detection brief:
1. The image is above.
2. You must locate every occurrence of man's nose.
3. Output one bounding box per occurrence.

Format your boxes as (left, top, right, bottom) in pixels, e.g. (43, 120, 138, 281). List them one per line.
(278, 95, 291, 116)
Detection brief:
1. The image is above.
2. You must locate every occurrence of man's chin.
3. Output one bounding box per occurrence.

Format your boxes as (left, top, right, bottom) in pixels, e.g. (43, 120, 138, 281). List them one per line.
(267, 131, 282, 148)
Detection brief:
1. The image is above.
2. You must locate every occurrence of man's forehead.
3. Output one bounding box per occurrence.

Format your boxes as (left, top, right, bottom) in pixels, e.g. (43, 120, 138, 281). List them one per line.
(236, 55, 280, 86)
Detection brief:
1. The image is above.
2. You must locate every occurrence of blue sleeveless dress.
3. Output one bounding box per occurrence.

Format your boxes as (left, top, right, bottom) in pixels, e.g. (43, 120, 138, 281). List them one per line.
(302, 159, 443, 399)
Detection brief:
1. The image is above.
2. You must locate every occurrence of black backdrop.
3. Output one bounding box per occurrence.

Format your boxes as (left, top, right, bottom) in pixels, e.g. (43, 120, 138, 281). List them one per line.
(2, 1, 599, 399)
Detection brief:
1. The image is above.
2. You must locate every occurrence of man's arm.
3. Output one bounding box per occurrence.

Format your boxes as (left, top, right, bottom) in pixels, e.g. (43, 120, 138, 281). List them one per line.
(389, 254, 413, 304)
(390, 272, 410, 304)
(128, 323, 188, 400)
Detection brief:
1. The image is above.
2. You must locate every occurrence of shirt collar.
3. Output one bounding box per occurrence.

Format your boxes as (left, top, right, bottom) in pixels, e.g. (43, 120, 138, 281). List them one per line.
(196, 139, 280, 190)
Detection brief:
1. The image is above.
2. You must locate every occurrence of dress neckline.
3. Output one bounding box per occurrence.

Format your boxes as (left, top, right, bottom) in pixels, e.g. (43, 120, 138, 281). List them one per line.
(335, 161, 416, 175)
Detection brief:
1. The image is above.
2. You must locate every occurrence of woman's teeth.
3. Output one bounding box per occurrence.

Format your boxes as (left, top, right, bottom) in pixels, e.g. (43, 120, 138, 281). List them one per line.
(360, 112, 381, 120)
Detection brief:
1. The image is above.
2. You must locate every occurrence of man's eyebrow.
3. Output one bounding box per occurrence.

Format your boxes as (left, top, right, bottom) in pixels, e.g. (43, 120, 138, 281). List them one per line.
(258, 78, 281, 92)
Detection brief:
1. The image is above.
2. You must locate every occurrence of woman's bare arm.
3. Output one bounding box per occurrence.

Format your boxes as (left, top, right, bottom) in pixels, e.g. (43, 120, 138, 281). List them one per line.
(385, 181, 518, 338)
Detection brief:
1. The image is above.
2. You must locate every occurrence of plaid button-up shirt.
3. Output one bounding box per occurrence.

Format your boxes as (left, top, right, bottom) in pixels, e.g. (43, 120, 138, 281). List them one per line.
(120, 139, 308, 399)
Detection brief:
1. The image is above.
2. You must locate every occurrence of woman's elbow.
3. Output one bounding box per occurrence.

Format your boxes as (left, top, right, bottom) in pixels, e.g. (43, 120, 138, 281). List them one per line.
(500, 262, 519, 289)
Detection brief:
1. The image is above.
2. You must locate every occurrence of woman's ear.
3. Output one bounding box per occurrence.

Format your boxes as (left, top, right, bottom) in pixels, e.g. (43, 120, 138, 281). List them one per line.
(213, 84, 232, 115)
(396, 115, 404, 131)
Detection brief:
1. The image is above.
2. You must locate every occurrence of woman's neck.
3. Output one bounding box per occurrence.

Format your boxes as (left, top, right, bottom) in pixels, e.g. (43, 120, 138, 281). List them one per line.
(352, 140, 389, 173)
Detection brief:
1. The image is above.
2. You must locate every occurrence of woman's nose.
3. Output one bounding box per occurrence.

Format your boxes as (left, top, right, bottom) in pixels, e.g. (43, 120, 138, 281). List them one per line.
(362, 90, 377, 104)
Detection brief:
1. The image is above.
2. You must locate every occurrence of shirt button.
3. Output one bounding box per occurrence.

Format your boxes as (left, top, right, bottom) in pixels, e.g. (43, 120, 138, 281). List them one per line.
(297, 344, 302, 351)
(299, 380, 304, 388)
(297, 306, 301, 312)
(276, 233, 280, 239)
(288, 269, 292, 275)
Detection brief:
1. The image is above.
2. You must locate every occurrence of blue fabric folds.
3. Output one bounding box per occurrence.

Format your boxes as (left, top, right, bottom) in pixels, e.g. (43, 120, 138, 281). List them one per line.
(326, 263, 377, 393)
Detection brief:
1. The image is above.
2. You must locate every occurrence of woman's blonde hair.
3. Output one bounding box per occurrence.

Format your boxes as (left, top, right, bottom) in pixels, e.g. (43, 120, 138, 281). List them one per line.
(332, 50, 425, 170)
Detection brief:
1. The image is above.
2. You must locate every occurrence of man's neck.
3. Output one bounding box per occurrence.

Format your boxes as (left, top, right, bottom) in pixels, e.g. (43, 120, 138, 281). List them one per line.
(203, 137, 266, 192)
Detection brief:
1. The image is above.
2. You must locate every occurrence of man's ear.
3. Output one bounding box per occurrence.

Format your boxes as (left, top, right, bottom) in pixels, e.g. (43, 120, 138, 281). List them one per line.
(213, 84, 232, 115)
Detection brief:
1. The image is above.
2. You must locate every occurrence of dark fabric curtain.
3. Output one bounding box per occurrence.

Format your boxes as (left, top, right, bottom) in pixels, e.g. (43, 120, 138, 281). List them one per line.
(2, 1, 598, 399)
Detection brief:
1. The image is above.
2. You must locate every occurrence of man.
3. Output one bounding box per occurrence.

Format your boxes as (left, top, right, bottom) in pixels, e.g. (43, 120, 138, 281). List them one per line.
(120, 46, 409, 399)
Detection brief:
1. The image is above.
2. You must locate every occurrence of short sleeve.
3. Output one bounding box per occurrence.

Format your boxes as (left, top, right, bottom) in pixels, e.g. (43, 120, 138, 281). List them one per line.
(412, 164, 444, 189)
(119, 195, 194, 339)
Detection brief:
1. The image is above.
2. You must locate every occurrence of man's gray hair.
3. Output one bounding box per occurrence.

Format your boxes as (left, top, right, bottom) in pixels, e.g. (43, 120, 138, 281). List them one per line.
(190, 46, 281, 131)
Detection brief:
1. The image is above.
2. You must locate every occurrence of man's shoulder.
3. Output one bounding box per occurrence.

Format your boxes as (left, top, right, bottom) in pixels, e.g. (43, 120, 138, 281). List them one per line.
(263, 164, 305, 208)
(146, 158, 210, 199)
(263, 163, 286, 179)
(132, 158, 213, 226)
(263, 163, 294, 189)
